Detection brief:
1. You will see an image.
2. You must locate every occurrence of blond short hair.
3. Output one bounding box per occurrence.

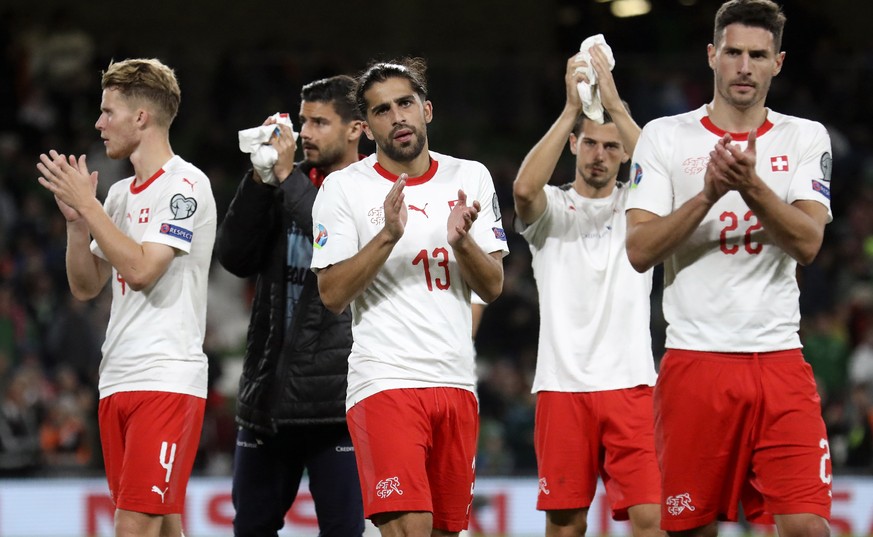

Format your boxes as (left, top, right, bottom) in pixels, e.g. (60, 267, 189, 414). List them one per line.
(101, 58, 181, 128)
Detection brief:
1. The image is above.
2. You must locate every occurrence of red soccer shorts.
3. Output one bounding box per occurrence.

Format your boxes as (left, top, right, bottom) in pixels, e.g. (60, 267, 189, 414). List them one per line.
(346, 387, 479, 532)
(98, 391, 205, 515)
(534, 386, 661, 519)
(655, 349, 832, 531)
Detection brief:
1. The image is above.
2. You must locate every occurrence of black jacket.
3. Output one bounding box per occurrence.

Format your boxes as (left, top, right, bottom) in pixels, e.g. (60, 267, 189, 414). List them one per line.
(217, 164, 352, 435)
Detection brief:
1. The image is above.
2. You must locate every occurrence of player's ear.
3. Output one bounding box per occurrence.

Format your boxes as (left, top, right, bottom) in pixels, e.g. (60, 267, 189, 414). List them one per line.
(773, 50, 785, 76)
(423, 100, 433, 124)
(568, 133, 579, 155)
(362, 122, 374, 141)
(348, 120, 363, 142)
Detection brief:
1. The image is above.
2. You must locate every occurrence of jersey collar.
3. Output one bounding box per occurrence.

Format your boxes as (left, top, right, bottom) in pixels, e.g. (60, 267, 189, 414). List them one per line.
(373, 158, 439, 186)
(700, 115, 774, 141)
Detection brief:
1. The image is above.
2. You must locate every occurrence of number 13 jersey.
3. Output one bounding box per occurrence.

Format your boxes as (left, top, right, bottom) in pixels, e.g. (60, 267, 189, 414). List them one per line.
(626, 105, 832, 353)
(311, 152, 509, 410)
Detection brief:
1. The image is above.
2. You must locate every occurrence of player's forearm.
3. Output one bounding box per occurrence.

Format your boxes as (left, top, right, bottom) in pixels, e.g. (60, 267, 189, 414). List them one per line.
(316, 230, 397, 314)
(604, 103, 641, 157)
(626, 193, 713, 272)
(740, 182, 826, 265)
(78, 200, 164, 290)
(513, 106, 578, 223)
(65, 220, 108, 301)
(452, 239, 503, 303)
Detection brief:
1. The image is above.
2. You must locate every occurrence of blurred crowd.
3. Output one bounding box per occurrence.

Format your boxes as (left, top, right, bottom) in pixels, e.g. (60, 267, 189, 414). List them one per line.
(1, 5, 872, 479)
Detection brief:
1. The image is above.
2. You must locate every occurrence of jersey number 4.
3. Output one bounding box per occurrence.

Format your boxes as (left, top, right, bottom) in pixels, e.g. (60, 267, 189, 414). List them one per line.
(720, 210, 763, 255)
(413, 247, 451, 291)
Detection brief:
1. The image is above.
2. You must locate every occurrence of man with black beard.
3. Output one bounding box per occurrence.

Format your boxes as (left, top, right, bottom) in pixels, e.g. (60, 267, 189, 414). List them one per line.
(217, 75, 366, 537)
(311, 58, 509, 536)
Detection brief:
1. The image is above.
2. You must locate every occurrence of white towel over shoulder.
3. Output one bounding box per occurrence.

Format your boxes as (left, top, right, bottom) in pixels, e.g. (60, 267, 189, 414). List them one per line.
(238, 112, 298, 186)
(575, 34, 616, 125)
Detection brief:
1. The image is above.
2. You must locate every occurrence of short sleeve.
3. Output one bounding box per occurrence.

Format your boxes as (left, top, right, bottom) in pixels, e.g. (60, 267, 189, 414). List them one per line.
(140, 172, 211, 253)
(310, 175, 359, 270)
(467, 163, 509, 257)
(626, 121, 675, 217)
(786, 121, 833, 222)
(516, 185, 559, 249)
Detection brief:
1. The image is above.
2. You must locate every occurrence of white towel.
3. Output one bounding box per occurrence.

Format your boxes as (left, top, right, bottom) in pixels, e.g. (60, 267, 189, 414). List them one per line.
(238, 112, 298, 186)
(575, 34, 616, 124)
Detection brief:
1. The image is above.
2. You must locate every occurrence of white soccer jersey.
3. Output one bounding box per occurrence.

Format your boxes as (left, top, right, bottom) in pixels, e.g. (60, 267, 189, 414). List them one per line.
(92, 155, 217, 399)
(626, 105, 833, 352)
(517, 183, 656, 392)
(311, 152, 510, 410)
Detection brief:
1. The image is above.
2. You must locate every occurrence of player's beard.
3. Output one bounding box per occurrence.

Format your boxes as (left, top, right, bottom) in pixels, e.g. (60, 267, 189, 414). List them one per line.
(379, 126, 426, 163)
(716, 73, 768, 110)
(303, 140, 344, 171)
(579, 163, 614, 190)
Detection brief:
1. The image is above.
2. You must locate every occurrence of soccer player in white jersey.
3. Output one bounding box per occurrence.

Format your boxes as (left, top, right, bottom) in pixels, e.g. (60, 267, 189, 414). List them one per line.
(625, 1, 833, 537)
(36, 58, 216, 537)
(311, 57, 508, 536)
(513, 45, 662, 537)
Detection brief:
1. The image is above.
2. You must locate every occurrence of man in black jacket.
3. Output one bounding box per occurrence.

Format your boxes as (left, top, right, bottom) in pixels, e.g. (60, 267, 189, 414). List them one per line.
(217, 75, 365, 537)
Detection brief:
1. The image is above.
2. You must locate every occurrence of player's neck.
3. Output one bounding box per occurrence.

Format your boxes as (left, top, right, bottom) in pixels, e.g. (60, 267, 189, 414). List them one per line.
(130, 134, 174, 186)
(706, 100, 768, 135)
(324, 148, 362, 176)
(574, 176, 615, 199)
(376, 144, 431, 178)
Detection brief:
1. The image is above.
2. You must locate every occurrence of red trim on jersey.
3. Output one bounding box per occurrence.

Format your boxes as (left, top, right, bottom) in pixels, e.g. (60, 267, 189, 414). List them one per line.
(700, 116, 774, 141)
(373, 159, 439, 186)
(130, 167, 166, 194)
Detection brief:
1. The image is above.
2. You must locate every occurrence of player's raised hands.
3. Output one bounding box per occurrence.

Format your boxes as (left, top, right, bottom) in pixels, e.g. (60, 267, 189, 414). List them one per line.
(383, 173, 408, 242)
(37, 150, 99, 222)
(708, 130, 759, 193)
(589, 45, 622, 117)
(565, 54, 587, 112)
(448, 188, 480, 247)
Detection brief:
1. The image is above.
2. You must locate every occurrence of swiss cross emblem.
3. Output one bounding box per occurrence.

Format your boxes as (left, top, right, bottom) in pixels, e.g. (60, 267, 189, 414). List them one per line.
(138, 208, 150, 223)
(770, 155, 789, 172)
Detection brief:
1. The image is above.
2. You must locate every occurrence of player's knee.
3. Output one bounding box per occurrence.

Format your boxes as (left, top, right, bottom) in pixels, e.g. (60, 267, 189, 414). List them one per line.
(775, 513, 830, 537)
(546, 508, 587, 536)
(628, 503, 663, 537)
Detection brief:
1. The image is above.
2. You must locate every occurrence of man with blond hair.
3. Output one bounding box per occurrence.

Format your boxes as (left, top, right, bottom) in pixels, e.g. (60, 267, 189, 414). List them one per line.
(37, 58, 216, 537)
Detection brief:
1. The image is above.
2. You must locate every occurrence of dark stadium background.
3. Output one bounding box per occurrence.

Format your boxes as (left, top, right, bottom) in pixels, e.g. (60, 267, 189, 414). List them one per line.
(2, 0, 873, 488)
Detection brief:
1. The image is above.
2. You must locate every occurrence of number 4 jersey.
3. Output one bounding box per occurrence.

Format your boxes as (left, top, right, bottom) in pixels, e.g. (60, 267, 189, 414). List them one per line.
(626, 105, 832, 353)
(311, 152, 509, 410)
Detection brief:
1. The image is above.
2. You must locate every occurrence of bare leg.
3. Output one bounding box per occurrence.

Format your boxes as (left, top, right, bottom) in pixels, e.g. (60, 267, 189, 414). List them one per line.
(628, 503, 664, 537)
(667, 522, 718, 537)
(159, 514, 183, 537)
(545, 508, 587, 537)
(374, 511, 448, 537)
(115, 509, 162, 537)
(774, 513, 830, 537)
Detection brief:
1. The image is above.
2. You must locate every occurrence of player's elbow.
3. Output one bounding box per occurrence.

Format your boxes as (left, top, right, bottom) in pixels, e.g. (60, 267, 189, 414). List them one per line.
(794, 243, 822, 267)
(476, 275, 504, 305)
(69, 285, 101, 302)
(625, 239, 655, 273)
(626, 250, 653, 273)
(123, 269, 161, 292)
(316, 271, 348, 315)
(512, 178, 538, 206)
(321, 295, 347, 316)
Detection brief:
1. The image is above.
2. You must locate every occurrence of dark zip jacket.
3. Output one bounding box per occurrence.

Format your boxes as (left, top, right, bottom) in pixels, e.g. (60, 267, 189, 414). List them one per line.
(217, 164, 351, 435)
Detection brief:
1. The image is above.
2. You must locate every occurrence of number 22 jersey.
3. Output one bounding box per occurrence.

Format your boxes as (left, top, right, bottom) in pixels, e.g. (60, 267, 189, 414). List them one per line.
(311, 152, 509, 410)
(626, 105, 832, 353)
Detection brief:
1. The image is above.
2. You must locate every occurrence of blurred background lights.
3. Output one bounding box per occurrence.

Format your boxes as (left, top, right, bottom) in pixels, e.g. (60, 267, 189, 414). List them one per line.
(610, 0, 652, 18)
